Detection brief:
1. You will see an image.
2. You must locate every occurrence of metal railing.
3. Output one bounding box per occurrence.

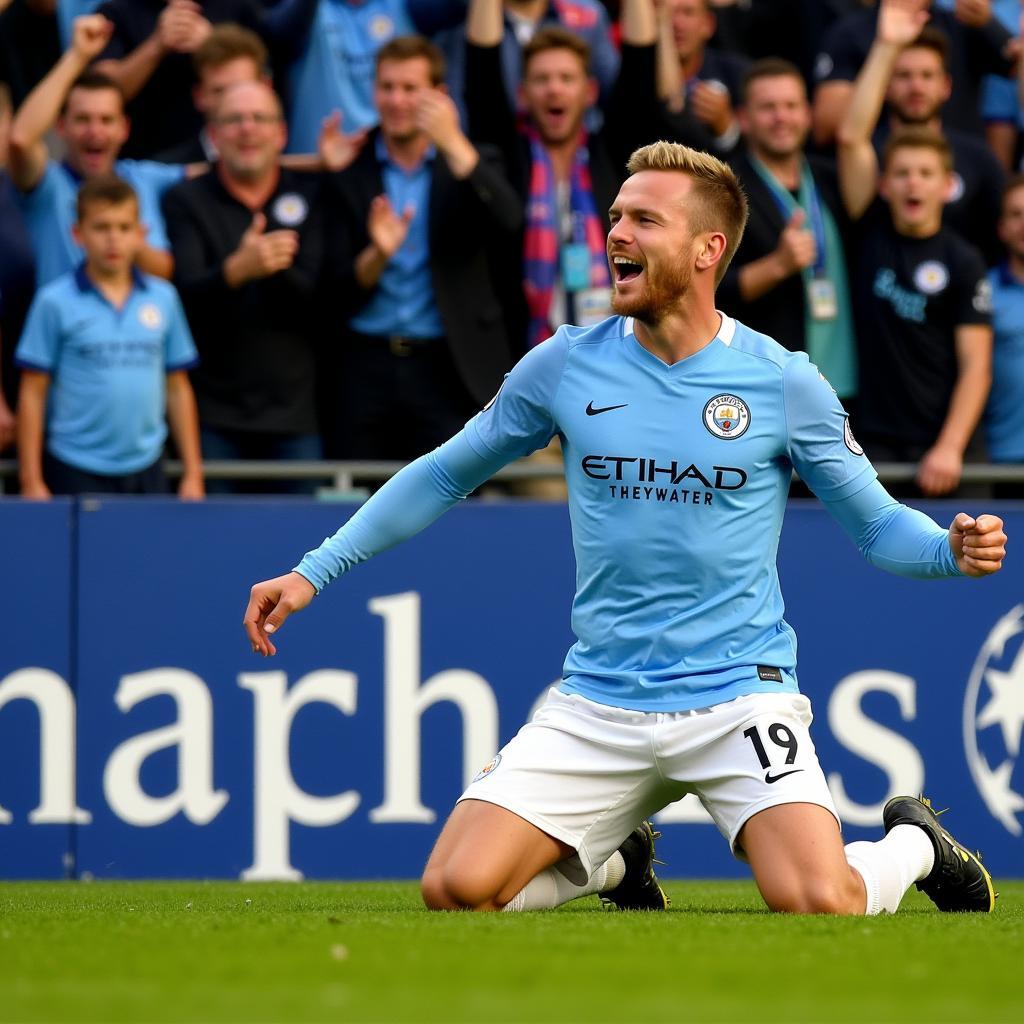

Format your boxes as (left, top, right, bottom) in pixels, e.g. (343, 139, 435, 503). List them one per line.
(2, 458, 1024, 495)
(0, 458, 566, 496)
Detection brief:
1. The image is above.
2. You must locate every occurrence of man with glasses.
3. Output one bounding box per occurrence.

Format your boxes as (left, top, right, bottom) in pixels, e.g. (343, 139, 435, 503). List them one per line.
(161, 79, 329, 492)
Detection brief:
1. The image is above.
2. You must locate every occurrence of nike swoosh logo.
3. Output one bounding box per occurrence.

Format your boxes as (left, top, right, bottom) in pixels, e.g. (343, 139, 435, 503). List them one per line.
(764, 769, 804, 784)
(586, 401, 628, 416)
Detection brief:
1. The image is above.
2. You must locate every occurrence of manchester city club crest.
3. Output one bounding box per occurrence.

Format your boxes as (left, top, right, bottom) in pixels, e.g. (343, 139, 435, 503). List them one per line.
(703, 394, 750, 439)
(472, 754, 502, 783)
(369, 14, 394, 40)
(138, 303, 162, 329)
(913, 260, 949, 295)
(964, 605, 1024, 836)
(272, 193, 308, 227)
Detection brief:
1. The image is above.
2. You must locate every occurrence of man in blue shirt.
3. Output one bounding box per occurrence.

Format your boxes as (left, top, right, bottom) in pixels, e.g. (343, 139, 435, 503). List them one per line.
(245, 140, 1005, 918)
(285, 0, 414, 154)
(16, 175, 203, 497)
(324, 34, 522, 460)
(7, 13, 189, 287)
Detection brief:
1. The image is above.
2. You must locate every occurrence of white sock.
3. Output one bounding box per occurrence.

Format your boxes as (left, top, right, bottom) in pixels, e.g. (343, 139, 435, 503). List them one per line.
(502, 852, 627, 912)
(845, 825, 935, 915)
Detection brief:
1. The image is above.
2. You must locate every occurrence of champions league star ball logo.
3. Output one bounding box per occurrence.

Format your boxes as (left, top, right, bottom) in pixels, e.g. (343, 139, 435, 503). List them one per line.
(964, 605, 1024, 835)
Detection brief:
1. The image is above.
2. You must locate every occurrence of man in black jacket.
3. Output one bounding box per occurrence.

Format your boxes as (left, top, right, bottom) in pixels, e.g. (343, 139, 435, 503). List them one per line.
(162, 79, 328, 492)
(326, 34, 523, 461)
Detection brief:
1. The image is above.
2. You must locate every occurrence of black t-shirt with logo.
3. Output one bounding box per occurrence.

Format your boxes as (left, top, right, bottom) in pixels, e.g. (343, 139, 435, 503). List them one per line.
(853, 204, 992, 445)
(161, 167, 327, 434)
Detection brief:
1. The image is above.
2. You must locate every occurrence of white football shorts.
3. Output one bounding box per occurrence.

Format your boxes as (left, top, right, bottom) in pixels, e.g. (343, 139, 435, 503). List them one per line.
(458, 687, 840, 881)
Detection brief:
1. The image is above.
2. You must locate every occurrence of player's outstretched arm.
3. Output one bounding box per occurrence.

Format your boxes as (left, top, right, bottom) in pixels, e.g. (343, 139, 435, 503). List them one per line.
(244, 572, 316, 657)
(824, 478, 1008, 580)
(241, 431, 526, 656)
(948, 512, 1007, 577)
(242, 334, 566, 657)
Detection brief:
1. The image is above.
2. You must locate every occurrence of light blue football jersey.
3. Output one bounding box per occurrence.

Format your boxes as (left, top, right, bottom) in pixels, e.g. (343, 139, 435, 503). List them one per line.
(463, 314, 875, 710)
(18, 159, 184, 287)
(15, 266, 198, 474)
(296, 313, 961, 713)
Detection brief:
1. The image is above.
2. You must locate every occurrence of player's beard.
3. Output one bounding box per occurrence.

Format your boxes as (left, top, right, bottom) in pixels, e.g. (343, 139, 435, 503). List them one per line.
(611, 249, 693, 324)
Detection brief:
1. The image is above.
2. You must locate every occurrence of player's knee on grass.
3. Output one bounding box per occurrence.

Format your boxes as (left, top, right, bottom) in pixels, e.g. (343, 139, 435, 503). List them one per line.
(420, 864, 506, 912)
(762, 870, 864, 915)
(420, 868, 459, 911)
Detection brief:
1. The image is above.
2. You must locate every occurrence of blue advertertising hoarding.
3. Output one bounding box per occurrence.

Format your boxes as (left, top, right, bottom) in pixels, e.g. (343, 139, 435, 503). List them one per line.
(0, 498, 1022, 880)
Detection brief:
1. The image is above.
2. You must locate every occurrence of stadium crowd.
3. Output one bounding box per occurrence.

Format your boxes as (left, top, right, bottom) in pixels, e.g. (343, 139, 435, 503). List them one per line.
(1, 0, 1023, 498)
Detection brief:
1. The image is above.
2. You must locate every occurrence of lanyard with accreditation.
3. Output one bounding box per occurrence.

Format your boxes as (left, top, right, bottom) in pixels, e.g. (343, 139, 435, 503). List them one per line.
(749, 156, 838, 321)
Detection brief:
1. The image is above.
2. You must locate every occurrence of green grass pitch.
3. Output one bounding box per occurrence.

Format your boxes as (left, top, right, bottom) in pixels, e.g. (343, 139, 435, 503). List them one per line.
(1, 880, 1020, 1023)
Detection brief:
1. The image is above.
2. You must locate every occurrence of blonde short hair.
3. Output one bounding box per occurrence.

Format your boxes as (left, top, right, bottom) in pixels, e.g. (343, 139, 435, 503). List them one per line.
(626, 141, 749, 284)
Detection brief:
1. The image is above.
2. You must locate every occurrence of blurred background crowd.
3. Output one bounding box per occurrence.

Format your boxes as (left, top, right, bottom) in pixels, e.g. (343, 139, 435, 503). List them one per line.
(1, 0, 1023, 500)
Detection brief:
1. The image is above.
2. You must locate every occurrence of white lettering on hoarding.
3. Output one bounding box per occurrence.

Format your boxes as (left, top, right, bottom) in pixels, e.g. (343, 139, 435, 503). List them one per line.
(827, 670, 924, 826)
(0, 668, 91, 825)
(0, 633, 954, 876)
(240, 670, 360, 881)
(103, 669, 229, 827)
(368, 592, 498, 824)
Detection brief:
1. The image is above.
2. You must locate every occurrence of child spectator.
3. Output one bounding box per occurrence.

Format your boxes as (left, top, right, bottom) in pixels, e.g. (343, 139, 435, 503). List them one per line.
(846, 19, 1006, 263)
(15, 175, 203, 498)
(837, 0, 993, 498)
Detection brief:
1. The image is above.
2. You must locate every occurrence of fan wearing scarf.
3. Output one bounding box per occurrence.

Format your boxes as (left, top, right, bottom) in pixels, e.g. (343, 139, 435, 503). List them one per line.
(465, 0, 698, 349)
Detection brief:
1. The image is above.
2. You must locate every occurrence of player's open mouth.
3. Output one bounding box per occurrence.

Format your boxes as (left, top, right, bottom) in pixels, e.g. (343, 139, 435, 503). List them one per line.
(612, 256, 644, 282)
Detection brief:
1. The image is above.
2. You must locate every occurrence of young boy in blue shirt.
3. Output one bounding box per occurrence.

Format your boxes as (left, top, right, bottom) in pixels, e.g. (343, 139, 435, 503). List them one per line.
(16, 175, 204, 498)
